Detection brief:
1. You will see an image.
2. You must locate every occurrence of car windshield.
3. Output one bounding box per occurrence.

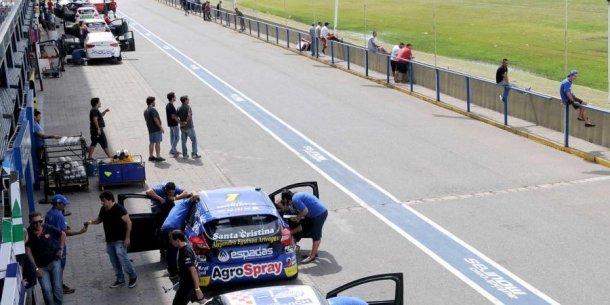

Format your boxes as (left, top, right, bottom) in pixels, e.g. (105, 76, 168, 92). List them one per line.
(205, 214, 279, 240)
(87, 22, 105, 28)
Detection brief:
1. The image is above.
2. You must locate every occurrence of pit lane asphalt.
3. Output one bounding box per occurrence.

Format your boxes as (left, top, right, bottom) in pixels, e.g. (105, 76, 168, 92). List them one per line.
(108, 0, 610, 304)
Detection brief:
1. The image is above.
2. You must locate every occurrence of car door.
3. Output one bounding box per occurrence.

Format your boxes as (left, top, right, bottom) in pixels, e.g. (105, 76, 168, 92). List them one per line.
(326, 273, 404, 305)
(268, 181, 319, 203)
(117, 193, 163, 253)
(117, 31, 136, 52)
(109, 18, 128, 36)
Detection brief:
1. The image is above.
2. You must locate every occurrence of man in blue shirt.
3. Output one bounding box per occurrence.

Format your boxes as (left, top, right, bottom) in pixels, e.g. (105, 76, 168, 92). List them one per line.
(33, 110, 61, 176)
(44, 194, 88, 294)
(559, 70, 595, 127)
(161, 194, 200, 280)
(280, 190, 328, 264)
(145, 182, 191, 215)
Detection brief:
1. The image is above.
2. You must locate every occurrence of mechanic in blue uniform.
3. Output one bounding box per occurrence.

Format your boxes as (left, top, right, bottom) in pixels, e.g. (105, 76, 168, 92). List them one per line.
(44, 194, 88, 295)
(161, 193, 200, 280)
(280, 190, 328, 264)
(147, 182, 192, 261)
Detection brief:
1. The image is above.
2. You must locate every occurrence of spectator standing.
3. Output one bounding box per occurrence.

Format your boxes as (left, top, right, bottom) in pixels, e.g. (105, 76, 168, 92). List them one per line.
(177, 95, 201, 159)
(215, 0, 221, 20)
(183, 0, 189, 15)
(367, 31, 388, 54)
(203, 1, 210, 20)
(144, 96, 166, 162)
(559, 70, 595, 127)
(87, 97, 113, 159)
(496, 58, 511, 103)
(86, 191, 138, 288)
(166, 92, 181, 157)
(235, 8, 245, 32)
(170, 230, 205, 305)
(46, 0, 53, 15)
(395, 43, 413, 83)
(33, 110, 61, 177)
(280, 190, 328, 264)
(320, 22, 329, 54)
(109, 0, 117, 18)
(308, 23, 315, 41)
(390, 43, 404, 82)
(25, 211, 66, 305)
(44, 195, 88, 295)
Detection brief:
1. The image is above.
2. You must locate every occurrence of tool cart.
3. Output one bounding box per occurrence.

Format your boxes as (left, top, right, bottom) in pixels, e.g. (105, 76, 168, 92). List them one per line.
(41, 136, 89, 203)
(98, 153, 146, 190)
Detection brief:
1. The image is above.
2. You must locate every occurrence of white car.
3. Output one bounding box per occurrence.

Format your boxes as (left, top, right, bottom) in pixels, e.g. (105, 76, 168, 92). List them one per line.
(75, 6, 99, 23)
(83, 19, 110, 33)
(85, 32, 121, 61)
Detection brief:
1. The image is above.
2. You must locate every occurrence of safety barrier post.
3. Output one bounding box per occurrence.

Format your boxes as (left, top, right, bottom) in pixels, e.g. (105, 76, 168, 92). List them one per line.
(564, 104, 570, 147)
(409, 62, 414, 92)
(286, 29, 290, 48)
(248, 19, 251, 35)
(466, 77, 471, 112)
(275, 26, 279, 44)
(316, 38, 319, 58)
(347, 45, 350, 70)
(266, 24, 269, 41)
(297, 32, 301, 52)
(257, 21, 260, 38)
(365, 50, 369, 76)
(330, 41, 334, 64)
(226, 13, 230, 26)
(234, 14, 237, 30)
(386, 56, 390, 84)
(503, 95, 508, 125)
(435, 69, 440, 101)
(311, 37, 315, 56)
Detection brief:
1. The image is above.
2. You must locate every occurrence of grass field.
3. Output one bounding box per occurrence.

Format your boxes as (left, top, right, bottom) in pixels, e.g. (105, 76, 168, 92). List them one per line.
(238, 0, 608, 93)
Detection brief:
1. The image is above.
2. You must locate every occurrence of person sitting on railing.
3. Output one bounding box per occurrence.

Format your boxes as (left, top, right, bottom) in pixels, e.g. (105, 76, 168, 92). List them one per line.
(395, 43, 413, 83)
(297, 38, 311, 52)
(560, 70, 595, 127)
(367, 31, 389, 54)
(324, 22, 343, 43)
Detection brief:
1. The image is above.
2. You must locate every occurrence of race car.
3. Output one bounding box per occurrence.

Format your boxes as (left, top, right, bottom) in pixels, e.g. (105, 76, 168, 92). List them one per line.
(119, 182, 320, 287)
(204, 273, 404, 305)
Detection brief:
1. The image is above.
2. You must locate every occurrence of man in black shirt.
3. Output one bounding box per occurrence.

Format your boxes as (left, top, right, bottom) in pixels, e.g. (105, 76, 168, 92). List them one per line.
(166, 92, 181, 158)
(87, 97, 113, 159)
(496, 58, 510, 103)
(87, 191, 138, 288)
(25, 211, 66, 305)
(170, 230, 204, 305)
(144, 96, 166, 162)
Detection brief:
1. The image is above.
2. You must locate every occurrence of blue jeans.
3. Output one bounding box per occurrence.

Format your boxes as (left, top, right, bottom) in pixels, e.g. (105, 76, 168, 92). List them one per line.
(180, 128, 198, 157)
(498, 81, 510, 103)
(40, 259, 63, 305)
(106, 241, 137, 282)
(169, 126, 180, 154)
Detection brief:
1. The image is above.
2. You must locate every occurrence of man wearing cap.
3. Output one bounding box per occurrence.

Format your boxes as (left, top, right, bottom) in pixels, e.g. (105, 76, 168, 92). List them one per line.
(44, 194, 88, 294)
(560, 70, 595, 127)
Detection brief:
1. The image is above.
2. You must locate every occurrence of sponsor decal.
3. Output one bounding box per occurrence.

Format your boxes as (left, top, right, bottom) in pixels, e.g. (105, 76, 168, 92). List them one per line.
(91, 49, 114, 56)
(211, 262, 283, 282)
(212, 235, 280, 248)
(213, 228, 275, 240)
(231, 247, 273, 260)
(464, 258, 527, 299)
(218, 250, 230, 263)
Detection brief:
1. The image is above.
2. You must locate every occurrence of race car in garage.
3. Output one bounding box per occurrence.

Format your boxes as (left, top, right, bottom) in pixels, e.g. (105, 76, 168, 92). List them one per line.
(119, 182, 320, 287)
(204, 273, 404, 305)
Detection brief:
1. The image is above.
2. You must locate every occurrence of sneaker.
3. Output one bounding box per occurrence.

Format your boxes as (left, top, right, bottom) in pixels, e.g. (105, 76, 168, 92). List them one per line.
(301, 256, 317, 264)
(182, 154, 189, 159)
(148, 156, 157, 162)
(192, 154, 201, 159)
(499, 95, 503, 103)
(156, 157, 166, 162)
(110, 280, 125, 288)
(585, 123, 596, 127)
(128, 277, 137, 288)
(62, 284, 75, 294)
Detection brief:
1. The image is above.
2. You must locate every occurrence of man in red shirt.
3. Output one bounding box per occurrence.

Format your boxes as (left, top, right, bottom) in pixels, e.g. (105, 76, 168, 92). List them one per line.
(396, 43, 413, 83)
(47, 0, 53, 14)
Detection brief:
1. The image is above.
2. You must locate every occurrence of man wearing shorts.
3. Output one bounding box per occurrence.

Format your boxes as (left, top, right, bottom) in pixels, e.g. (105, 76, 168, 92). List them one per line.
(560, 70, 595, 127)
(88, 97, 113, 159)
(280, 190, 328, 264)
(144, 96, 166, 162)
(390, 43, 404, 82)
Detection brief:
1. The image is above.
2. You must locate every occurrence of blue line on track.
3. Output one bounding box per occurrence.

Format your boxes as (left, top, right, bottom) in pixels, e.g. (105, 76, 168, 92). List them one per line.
(121, 13, 559, 305)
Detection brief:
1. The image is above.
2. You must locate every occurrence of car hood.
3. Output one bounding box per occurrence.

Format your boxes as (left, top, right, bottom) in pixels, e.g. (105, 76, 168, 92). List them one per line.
(220, 285, 326, 305)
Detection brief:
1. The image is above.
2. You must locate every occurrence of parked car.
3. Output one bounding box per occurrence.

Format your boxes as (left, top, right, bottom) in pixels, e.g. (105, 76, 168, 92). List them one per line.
(119, 182, 321, 287)
(83, 18, 110, 33)
(62, 1, 93, 22)
(74, 6, 99, 23)
(204, 273, 404, 305)
(84, 32, 121, 61)
(90, 0, 112, 14)
(53, 0, 70, 18)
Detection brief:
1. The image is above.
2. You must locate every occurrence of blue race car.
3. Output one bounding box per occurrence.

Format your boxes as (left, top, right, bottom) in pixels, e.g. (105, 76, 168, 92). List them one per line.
(119, 181, 320, 287)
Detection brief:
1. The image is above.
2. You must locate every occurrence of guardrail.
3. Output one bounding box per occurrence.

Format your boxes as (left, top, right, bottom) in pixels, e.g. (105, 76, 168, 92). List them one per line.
(158, 0, 609, 149)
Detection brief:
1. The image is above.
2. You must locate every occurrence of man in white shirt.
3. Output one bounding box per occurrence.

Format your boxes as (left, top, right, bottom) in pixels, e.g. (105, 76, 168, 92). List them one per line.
(390, 42, 404, 82)
(367, 31, 388, 54)
(320, 22, 329, 54)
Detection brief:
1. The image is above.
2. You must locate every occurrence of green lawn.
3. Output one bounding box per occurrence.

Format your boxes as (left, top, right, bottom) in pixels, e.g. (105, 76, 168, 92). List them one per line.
(239, 0, 608, 91)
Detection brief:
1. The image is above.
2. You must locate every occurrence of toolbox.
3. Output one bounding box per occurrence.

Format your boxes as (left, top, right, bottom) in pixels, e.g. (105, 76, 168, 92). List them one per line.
(98, 155, 145, 190)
